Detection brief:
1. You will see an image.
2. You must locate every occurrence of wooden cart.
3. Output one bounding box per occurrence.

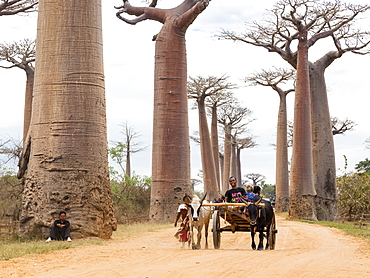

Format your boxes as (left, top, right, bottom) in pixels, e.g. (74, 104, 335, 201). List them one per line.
(203, 202, 277, 250)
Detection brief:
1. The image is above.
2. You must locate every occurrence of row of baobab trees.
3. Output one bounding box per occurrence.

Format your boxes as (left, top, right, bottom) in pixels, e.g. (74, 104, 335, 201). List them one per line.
(1, 0, 369, 239)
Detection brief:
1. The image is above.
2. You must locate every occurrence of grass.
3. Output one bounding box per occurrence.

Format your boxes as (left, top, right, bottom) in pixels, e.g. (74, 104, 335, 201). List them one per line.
(276, 212, 370, 245)
(0, 222, 171, 261)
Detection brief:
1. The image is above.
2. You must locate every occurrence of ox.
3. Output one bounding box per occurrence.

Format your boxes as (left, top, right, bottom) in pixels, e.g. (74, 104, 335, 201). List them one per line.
(186, 194, 212, 250)
(241, 195, 274, 250)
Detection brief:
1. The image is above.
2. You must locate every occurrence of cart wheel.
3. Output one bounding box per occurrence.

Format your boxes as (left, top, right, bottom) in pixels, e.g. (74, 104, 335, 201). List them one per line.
(213, 210, 221, 249)
(268, 214, 277, 250)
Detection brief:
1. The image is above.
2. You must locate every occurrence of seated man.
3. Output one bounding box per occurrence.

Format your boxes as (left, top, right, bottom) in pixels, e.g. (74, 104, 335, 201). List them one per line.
(225, 176, 246, 203)
(46, 211, 72, 242)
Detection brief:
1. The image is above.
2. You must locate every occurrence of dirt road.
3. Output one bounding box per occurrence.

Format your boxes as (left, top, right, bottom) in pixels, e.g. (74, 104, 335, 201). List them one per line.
(1, 216, 369, 278)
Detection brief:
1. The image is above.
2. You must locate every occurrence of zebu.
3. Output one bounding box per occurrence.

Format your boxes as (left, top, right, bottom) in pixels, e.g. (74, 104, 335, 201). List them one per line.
(242, 195, 275, 250)
(186, 194, 212, 249)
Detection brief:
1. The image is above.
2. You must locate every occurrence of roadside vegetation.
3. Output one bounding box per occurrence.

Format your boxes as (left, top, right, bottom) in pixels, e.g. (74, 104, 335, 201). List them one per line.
(0, 222, 171, 261)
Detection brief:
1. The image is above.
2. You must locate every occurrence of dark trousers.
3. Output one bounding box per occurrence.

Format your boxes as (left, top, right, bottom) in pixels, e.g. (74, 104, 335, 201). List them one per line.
(50, 225, 71, 240)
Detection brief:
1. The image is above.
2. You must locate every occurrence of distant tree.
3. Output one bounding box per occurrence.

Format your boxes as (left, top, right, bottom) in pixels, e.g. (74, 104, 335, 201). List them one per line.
(259, 181, 276, 202)
(235, 136, 257, 186)
(355, 158, 370, 173)
(0, 0, 37, 16)
(120, 122, 146, 178)
(188, 75, 230, 199)
(246, 67, 294, 212)
(366, 137, 370, 150)
(0, 137, 22, 164)
(337, 172, 370, 221)
(0, 167, 23, 220)
(218, 101, 253, 192)
(108, 142, 127, 175)
(115, 0, 211, 222)
(220, 0, 370, 221)
(331, 117, 356, 135)
(245, 173, 266, 186)
(206, 79, 236, 191)
(0, 39, 36, 143)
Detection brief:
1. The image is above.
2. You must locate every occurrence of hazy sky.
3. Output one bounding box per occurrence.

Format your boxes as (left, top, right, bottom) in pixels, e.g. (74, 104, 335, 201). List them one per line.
(1, 0, 369, 186)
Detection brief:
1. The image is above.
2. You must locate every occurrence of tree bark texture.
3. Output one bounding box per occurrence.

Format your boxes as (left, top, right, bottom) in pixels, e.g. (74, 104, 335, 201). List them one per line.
(150, 1, 210, 222)
(289, 26, 316, 220)
(23, 66, 34, 143)
(197, 100, 219, 200)
(310, 60, 338, 220)
(236, 147, 242, 187)
(275, 91, 290, 212)
(222, 125, 232, 193)
(210, 105, 221, 189)
(230, 140, 237, 183)
(20, 0, 117, 238)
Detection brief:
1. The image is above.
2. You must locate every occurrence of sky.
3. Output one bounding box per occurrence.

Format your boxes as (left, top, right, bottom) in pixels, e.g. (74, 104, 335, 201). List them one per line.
(0, 0, 369, 187)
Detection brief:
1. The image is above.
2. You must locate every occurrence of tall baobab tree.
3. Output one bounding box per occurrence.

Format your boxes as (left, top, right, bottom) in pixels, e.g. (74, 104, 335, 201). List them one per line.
(0, 39, 35, 144)
(188, 75, 236, 199)
(246, 67, 294, 212)
(220, 0, 370, 220)
(218, 102, 253, 193)
(0, 0, 37, 16)
(289, 10, 316, 220)
(115, 0, 211, 222)
(19, 0, 117, 238)
(206, 79, 236, 190)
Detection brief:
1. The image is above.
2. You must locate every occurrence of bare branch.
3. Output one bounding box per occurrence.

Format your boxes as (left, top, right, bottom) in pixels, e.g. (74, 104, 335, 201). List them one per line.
(0, 0, 38, 16)
(331, 117, 356, 135)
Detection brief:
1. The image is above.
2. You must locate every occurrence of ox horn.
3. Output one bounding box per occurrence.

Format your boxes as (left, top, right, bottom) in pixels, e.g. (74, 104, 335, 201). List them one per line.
(200, 192, 207, 203)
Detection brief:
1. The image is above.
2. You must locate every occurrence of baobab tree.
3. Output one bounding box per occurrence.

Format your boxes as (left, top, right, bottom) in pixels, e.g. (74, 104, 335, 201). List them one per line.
(19, 0, 117, 238)
(331, 117, 356, 135)
(0, 39, 35, 144)
(115, 0, 211, 222)
(0, 0, 37, 16)
(246, 67, 294, 212)
(245, 173, 266, 186)
(235, 136, 257, 187)
(188, 75, 236, 199)
(218, 102, 253, 193)
(206, 79, 236, 190)
(220, 0, 370, 220)
(119, 122, 146, 178)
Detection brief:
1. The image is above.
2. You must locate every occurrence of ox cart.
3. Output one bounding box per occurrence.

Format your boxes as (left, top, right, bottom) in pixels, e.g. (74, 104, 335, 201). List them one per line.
(203, 202, 277, 250)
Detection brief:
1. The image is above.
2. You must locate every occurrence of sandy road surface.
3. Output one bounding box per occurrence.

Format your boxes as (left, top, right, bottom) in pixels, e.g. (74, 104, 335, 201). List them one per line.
(1, 216, 369, 278)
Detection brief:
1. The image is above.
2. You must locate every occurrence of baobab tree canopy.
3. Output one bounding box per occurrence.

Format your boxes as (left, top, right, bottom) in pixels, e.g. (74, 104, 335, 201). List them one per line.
(116, 0, 211, 222)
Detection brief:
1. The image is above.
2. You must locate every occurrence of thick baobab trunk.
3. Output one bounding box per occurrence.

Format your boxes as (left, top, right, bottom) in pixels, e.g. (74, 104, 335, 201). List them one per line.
(275, 91, 290, 212)
(20, 0, 117, 238)
(211, 105, 221, 190)
(310, 62, 337, 220)
(150, 21, 192, 222)
(198, 100, 218, 200)
(289, 26, 316, 220)
(23, 66, 34, 144)
(222, 125, 232, 193)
